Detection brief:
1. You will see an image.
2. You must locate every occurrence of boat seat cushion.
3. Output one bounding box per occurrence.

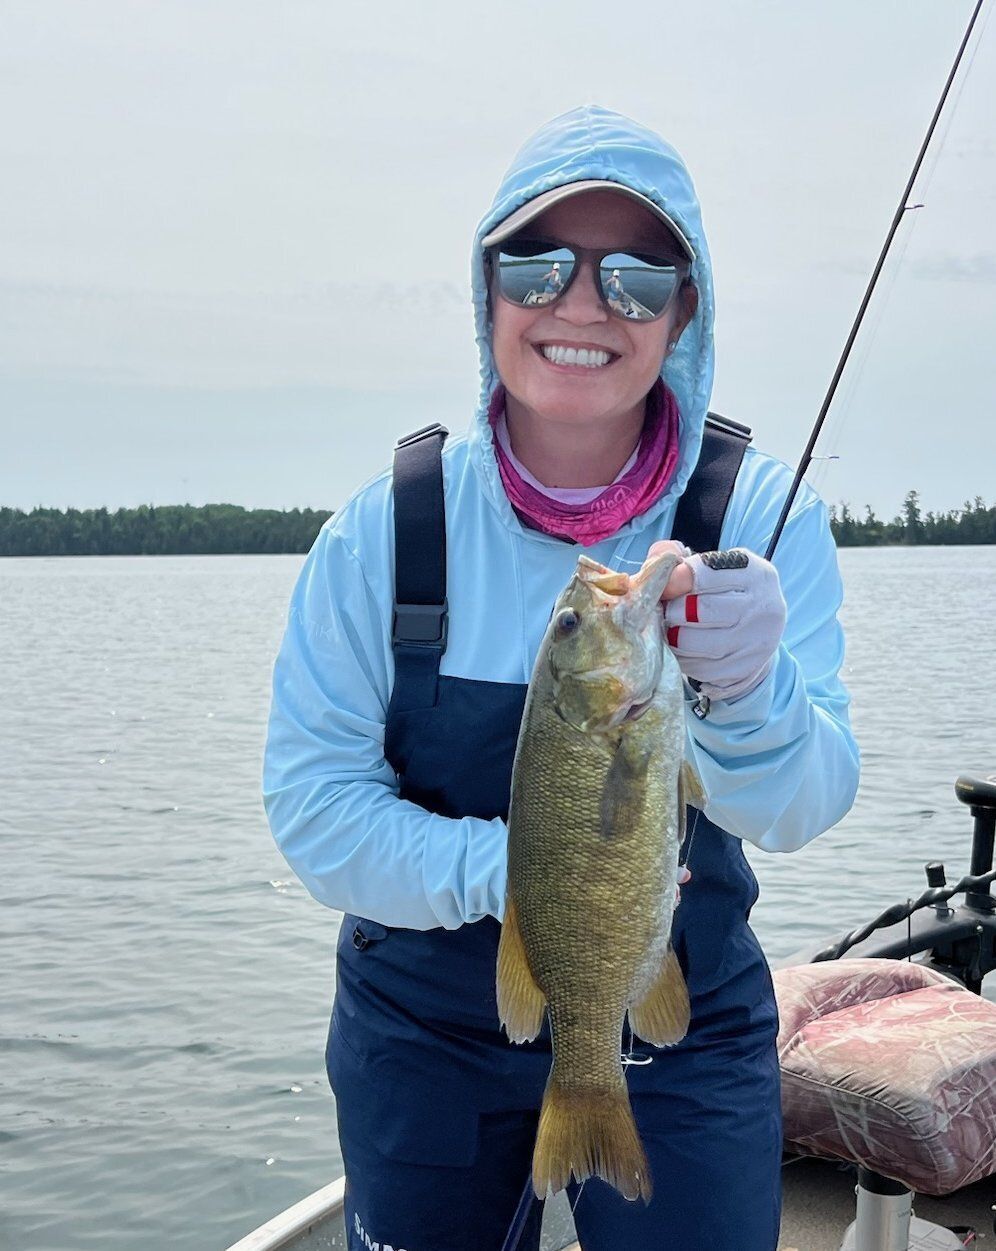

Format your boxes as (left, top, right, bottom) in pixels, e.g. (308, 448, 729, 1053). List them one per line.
(773, 958, 996, 1195)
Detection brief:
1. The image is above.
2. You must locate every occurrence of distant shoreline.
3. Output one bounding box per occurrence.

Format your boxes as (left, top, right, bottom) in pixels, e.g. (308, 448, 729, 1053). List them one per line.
(0, 504, 332, 557)
(1, 493, 994, 555)
(829, 491, 995, 547)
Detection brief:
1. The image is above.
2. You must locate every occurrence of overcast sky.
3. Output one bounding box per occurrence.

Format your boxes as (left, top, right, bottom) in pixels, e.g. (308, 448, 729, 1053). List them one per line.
(2, 0, 994, 517)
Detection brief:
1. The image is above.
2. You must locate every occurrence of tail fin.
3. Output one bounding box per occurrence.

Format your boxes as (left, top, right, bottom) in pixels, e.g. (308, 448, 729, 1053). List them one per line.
(532, 1076, 651, 1202)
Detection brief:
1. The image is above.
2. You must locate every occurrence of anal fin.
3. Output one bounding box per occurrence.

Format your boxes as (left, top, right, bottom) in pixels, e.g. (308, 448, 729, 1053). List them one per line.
(628, 946, 690, 1046)
(496, 895, 547, 1042)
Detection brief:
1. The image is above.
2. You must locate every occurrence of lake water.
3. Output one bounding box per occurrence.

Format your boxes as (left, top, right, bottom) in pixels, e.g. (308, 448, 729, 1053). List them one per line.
(2, 547, 995, 1251)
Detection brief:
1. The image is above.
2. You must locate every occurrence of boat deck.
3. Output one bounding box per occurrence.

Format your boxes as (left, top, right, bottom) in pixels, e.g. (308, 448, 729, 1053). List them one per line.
(225, 1155, 996, 1249)
(553, 1160, 996, 1250)
(778, 1157, 996, 1250)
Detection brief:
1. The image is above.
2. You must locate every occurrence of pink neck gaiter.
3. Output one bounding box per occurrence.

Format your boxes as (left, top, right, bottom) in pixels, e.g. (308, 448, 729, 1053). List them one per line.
(488, 378, 681, 547)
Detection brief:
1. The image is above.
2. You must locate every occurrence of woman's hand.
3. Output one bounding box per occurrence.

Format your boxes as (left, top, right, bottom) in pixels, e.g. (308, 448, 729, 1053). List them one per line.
(649, 540, 787, 703)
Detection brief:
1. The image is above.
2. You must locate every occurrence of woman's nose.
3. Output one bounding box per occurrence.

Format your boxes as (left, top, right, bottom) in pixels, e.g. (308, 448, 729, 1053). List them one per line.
(554, 261, 608, 324)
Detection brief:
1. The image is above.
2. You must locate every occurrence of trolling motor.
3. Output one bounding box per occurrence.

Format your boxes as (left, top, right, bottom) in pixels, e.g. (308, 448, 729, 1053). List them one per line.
(799, 774, 996, 992)
(956, 774, 996, 913)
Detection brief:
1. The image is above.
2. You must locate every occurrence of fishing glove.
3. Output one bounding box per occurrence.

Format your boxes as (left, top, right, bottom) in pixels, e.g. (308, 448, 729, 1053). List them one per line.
(663, 548, 787, 703)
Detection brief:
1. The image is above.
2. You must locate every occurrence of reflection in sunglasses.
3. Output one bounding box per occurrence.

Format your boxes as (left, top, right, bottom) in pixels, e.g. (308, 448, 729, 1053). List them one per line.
(490, 240, 688, 323)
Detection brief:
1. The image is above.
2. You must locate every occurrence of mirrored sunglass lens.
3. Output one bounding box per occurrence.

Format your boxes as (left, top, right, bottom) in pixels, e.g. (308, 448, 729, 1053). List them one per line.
(600, 253, 683, 320)
(496, 246, 575, 308)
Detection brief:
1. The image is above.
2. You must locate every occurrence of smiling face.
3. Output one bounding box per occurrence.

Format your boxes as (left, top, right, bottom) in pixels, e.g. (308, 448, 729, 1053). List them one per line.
(489, 189, 697, 435)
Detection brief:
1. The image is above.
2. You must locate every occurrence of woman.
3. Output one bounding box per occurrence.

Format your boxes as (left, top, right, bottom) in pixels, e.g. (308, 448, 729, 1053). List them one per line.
(264, 105, 859, 1251)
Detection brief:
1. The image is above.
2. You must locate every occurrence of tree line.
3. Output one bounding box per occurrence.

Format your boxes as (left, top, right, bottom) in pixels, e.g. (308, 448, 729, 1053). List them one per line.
(1, 491, 994, 555)
(0, 504, 332, 556)
(830, 491, 996, 546)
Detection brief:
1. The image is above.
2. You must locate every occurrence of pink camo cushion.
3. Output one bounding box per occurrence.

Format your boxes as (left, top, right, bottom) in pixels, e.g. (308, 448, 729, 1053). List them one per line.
(773, 959, 996, 1195)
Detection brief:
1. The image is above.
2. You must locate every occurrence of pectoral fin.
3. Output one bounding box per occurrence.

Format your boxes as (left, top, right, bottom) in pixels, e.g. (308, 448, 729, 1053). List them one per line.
(496, 895, 547, 1043)
(600, 736, 652, 839)
(628, 946, 690, 1046)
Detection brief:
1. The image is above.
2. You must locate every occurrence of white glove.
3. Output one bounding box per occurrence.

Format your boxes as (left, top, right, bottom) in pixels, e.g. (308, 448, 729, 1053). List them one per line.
(663, 548, 786, 703)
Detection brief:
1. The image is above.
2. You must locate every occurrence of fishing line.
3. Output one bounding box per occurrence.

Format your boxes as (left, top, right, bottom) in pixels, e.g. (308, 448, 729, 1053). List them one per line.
(808, 210, 920, 485)
(621, 1016, 653, 1068)
(808, 1, 993, 504)
(806, 213, 919, 502)
(765, 0, 990, 559)
(680, 805, 701, 871)
(806, 202, 924, 500)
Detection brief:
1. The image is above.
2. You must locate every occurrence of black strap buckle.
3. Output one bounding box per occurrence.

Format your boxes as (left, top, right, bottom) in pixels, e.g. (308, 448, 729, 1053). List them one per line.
(395, 423, 448, 450)
(392, 600, 448, 648)
(705, 411, 752, 441)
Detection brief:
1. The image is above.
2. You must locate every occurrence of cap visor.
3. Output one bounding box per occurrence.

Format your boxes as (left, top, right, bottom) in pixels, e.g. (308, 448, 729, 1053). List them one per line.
(480, 180, 695, 261)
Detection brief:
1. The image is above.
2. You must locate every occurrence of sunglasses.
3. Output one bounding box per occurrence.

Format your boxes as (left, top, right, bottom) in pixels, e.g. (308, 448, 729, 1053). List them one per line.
(487, 236, 692, 323)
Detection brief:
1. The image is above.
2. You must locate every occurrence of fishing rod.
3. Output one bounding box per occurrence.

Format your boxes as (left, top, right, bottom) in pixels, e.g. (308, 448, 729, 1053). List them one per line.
(764, 0, 988, 561)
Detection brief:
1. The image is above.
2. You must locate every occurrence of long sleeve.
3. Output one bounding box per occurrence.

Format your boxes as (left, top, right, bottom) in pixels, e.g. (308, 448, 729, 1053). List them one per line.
(263, 523, 508, 929)
(686, 459, 860, 852)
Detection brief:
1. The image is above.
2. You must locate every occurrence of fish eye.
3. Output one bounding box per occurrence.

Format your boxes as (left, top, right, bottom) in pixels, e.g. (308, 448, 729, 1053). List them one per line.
(554, 608, 580, 637)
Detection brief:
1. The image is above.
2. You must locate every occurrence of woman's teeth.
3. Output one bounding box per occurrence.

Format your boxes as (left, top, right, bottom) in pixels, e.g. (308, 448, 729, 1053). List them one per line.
(540, 344, 612, 368)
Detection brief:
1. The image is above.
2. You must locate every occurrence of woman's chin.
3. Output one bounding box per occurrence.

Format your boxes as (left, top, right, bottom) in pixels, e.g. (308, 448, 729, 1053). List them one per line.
(519, 383, 629, 427)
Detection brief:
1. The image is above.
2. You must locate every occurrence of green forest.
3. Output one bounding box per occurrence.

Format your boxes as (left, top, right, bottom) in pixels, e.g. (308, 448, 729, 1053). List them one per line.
(0, 491, 994, 555)
(0, 504, 332, 556)
(829, 491, 996, 546)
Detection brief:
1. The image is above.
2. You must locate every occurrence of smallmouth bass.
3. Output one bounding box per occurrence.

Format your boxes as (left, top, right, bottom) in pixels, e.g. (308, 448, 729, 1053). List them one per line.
(497, 549, 704, 1202)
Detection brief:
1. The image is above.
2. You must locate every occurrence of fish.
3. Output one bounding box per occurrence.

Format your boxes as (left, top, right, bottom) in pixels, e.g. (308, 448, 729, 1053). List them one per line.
(496, 548, 705, 1202)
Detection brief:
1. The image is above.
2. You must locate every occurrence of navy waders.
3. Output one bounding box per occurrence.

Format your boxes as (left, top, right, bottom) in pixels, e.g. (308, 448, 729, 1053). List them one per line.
(328, 419, 782, 1251)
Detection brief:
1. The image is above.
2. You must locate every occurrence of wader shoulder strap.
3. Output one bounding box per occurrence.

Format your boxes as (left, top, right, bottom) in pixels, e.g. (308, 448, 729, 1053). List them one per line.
(386, 423, 449, 726)
(671, 412, 752, 552)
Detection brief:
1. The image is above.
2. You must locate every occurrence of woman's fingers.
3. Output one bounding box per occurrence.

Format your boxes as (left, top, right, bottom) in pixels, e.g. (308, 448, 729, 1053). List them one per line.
(648, 540, 694, 601)
(675, 863, 691, 905)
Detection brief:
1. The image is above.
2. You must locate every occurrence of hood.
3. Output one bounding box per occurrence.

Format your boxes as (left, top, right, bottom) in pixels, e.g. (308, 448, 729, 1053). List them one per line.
(468, 104, 716, 542)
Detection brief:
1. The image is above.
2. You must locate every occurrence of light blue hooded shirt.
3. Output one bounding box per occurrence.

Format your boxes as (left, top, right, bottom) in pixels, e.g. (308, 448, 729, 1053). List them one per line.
(263, 106, 860, 931)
